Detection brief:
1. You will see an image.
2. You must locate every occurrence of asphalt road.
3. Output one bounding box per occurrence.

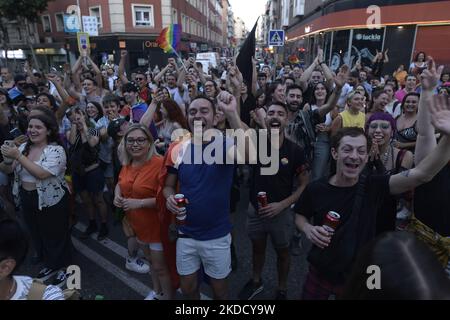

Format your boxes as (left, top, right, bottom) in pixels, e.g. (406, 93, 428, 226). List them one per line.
(17, 183, 310, 300)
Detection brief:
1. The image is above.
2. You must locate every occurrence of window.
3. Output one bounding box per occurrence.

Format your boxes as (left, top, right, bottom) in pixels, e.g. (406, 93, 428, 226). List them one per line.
(190, 18, 194, 35)
(41, 15, 51, 33)
(89, 6, 102, 28)
(172, 9, 178, 24)
(183, 15, 189, 34)
(55, 13, 64, 32)
(132, 5, 154, 27)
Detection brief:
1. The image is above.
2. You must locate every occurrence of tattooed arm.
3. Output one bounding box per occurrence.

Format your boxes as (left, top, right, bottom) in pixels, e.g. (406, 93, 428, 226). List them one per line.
(389, 135, 450, 195)
(390, 95, 450, 195)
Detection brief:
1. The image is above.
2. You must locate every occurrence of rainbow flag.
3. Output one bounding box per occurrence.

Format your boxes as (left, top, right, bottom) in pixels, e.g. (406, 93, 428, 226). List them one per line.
(156, 24, 181, 54)
(288, 54, 300, 65)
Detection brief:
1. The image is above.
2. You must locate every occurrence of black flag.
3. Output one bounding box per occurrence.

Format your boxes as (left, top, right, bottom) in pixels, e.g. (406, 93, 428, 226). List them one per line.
(236, 18, 259, 90)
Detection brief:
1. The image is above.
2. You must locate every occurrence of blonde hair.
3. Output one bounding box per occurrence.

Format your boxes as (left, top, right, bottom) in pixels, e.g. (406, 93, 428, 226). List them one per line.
(121, 124, 157, 165)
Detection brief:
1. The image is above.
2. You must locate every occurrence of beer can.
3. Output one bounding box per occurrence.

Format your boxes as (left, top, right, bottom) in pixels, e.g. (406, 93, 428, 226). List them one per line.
(257, 191, 268, 208)
(323, 211, 341, 232)
(174, 194, 187, 225)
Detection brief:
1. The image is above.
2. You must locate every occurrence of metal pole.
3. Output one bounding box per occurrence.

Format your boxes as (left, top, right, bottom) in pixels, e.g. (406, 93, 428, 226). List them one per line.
(77, 0, 84, 32)
(206, 0, 209, 49)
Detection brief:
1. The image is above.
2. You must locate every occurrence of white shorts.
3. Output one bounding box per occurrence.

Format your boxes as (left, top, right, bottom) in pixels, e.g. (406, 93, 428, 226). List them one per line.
(176, 233, 231, 279)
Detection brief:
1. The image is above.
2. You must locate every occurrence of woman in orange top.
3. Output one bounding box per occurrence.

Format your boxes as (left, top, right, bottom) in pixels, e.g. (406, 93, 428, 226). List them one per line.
(114, 124, 173, 300)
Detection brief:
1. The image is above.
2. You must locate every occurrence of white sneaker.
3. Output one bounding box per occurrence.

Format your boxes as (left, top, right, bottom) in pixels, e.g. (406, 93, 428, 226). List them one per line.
(125, 256, 150, 274)
(144, 290, 161, 300)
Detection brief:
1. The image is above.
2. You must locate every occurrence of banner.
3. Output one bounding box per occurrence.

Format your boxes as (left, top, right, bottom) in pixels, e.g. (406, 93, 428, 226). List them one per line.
(77, 32, 90, 55)
(82, 16, 98, 37)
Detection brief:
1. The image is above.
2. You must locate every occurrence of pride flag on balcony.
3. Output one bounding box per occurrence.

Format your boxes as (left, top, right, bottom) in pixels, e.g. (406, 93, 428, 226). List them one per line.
(156, 24, 181, 54)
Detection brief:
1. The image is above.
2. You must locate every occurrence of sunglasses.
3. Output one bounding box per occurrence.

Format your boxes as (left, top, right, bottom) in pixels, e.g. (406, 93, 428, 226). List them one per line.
(135, 77, 145, 81)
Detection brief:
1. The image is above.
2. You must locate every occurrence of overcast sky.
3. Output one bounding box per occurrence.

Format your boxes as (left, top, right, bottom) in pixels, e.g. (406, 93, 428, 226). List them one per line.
(228, 0, 266, 30)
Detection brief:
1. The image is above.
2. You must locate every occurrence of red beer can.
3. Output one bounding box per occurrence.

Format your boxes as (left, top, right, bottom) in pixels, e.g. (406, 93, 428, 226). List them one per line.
(323, 211, 341, 232)
(257, 191, 268, 208)
(174, 194, 187, 225)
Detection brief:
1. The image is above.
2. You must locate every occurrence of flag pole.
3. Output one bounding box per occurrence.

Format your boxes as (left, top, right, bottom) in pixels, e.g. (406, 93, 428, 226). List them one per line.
(172, 48, 188, 72)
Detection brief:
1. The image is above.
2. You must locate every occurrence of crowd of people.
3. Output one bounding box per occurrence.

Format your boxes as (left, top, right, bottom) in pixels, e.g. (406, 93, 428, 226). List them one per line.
(0, 46, 449, 300)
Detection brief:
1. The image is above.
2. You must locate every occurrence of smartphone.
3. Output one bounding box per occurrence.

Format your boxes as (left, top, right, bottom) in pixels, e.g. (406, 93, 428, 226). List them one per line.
(4, 140, 15, 147)
(9, 128, 22, 139)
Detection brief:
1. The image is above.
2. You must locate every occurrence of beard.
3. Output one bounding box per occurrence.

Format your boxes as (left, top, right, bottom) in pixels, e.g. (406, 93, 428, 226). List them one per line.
(287, 102, 300, 112)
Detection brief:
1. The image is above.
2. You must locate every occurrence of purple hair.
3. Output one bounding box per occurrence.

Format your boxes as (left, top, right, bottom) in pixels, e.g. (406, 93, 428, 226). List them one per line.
(366, 112, 396, 132)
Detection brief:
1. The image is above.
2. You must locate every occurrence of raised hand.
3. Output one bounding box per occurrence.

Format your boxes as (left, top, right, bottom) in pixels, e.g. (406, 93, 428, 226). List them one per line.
(334, 64, 350, 88)
(420, 57, 444, 91)
(431, 95, 450, 135)
(369, 141, 380, 162)
(317, 47, 324, 62)
(217, 91, 237, 115)
(120, 50, 128, 58)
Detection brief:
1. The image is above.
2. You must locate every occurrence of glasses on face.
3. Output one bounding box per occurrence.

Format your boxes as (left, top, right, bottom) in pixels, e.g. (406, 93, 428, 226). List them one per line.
(369, 122, 391, 130)
(126, 137, 148, 145)
(135, 77, 145, 81)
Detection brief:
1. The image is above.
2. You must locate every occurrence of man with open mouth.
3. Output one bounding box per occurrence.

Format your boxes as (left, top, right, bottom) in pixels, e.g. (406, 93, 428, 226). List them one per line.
(294, 93, 450, 299)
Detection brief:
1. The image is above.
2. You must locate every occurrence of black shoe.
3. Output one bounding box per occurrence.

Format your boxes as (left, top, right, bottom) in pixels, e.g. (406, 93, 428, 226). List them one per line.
(97, 223, 108, 241)
(80, 220, 97, 239)
(36, 267, 57, 282)
(238, 279, 264, 300)
(275, 290, 287, 300)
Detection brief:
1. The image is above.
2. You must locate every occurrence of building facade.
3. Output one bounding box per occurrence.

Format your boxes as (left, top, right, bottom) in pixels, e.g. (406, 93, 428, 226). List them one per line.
(1, 0, 231, 72)
(282, 0, 450, 73)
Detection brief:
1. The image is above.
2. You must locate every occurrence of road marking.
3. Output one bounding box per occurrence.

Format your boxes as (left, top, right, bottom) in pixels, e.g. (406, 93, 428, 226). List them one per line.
(74, 222, 211, 300)
(72, 237, 152, 297)
(74, 222, 141, 263)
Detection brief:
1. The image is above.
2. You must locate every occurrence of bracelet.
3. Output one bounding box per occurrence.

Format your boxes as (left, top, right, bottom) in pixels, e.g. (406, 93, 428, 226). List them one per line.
(140, 199, 144, 208)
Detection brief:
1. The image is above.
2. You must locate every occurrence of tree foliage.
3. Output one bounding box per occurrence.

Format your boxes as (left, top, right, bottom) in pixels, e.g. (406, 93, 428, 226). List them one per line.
(0, 0, 53, 23)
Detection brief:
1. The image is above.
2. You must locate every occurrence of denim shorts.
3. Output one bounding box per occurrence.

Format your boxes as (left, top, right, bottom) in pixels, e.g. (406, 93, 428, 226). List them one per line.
(99, 160, 114, 179)
(176, 233, 231, 279)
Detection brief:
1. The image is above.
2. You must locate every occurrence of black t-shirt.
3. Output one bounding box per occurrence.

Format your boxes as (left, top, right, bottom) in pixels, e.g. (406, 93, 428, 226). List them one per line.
(69, 128, 100, 170)
(414, 165, 450, 236)
(294, 174, 392, 281)
(302, 83, 316, 106)
(250, 137, 307, 209)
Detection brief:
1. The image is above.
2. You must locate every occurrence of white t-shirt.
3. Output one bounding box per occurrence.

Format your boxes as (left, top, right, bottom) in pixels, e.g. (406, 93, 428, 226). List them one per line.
(9, 276, 64, 300)
(310, 105, 333, 126)
(166, 85, 189, 110)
